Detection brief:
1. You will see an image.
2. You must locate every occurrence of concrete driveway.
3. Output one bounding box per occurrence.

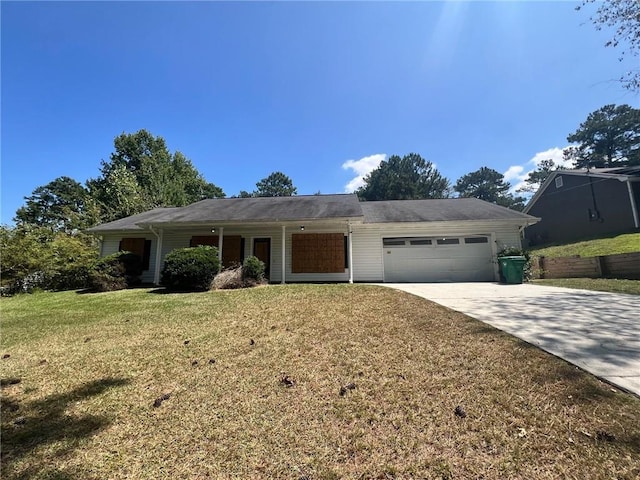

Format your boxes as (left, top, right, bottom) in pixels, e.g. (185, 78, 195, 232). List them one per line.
(382, 283, 640, 396)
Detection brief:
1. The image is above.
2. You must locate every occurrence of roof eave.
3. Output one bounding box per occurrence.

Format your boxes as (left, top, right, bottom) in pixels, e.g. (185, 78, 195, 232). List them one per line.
(137, 216, 365, 229)
(363, 217, 540, 227)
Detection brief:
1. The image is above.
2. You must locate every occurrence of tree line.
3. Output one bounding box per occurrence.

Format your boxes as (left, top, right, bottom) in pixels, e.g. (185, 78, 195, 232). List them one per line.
(1, 103, 637, 293)
(13, 102, 639, 236)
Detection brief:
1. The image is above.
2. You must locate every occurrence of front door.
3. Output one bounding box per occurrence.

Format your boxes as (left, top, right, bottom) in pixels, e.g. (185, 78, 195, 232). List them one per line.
(253, 238, 271, 280)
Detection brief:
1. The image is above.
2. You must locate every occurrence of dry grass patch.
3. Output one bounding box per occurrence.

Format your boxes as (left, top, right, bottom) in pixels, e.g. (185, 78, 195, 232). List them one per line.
(532, 278, 640, 295)
(1, 285, 639, 479)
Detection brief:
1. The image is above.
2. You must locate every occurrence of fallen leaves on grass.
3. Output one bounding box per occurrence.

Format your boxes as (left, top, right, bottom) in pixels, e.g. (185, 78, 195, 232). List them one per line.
(339, 382, 357, 396)
(1, 285, 639, 480)
(152, 393, 171, 408)
(280, 375, 296, 388)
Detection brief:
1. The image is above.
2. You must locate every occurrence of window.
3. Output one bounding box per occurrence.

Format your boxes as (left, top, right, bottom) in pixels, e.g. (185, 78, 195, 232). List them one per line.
(383, 238, 406, 246)
(555, 176, 563, 188)
(464, 237, 489, 244)
(409, 239, 433, 246)
(436, 238, 460, 245)
(344, 236, 349, 268)
(119, 238, 152, 270)
(190, 235, 244, 267)
(292, 233, 345, 273)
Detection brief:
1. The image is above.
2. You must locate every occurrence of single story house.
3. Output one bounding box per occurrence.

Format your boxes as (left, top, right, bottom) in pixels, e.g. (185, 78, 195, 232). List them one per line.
(523, 167, 640, 246)
(87, 194, 539, 284)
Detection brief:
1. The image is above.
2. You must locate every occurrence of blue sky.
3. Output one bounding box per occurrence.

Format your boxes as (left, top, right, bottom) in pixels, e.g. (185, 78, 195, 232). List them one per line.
(1, 1, 636, 224)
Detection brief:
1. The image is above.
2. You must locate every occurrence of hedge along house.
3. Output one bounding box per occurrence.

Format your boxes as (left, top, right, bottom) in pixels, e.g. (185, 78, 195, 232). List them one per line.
(87, 194, 539, 284)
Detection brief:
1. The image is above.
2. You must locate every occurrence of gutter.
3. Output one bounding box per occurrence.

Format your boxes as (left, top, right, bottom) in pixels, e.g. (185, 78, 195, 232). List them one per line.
(627, 180, 640, 228)
(148, 225, 164, 286)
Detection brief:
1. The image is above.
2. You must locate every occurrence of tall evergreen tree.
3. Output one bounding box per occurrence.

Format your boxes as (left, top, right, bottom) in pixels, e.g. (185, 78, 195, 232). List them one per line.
(254, 171, 297, 197)
(516, 159, 559, 194)
(454, 167, 526, 211)
(356, 153, 450, 201)
(564, 104, 640, 168)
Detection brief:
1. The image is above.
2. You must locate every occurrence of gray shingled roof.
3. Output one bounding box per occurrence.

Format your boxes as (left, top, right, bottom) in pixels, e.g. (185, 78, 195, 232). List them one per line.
(86, 207, 179, 232)
(361, 198, 537, 223)
(147, 194, 363, 224)
(87, 195, 362, 232)
(87, 195, 537, 233)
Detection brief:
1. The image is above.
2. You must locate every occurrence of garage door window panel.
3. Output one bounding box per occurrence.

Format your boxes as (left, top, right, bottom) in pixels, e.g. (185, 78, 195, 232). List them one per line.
(436, 238, 460, 245)
(464, 237, 489, 244)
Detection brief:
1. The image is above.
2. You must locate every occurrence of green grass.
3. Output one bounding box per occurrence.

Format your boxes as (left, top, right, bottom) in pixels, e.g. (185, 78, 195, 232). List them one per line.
(532, 278, 640, 295)
(529, 232, 640, 258)
(2, 286, 640, 479)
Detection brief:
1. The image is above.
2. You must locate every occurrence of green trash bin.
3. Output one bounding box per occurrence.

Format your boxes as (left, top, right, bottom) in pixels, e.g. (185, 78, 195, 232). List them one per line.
(498, 256, 527, 284)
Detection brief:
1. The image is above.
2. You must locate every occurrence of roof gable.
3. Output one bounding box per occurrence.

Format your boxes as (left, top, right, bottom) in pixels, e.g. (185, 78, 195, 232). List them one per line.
(523, 167, 639, 214)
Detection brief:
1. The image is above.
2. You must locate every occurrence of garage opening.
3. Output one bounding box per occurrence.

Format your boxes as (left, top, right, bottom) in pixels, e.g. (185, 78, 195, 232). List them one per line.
(382, 236, 494, 282)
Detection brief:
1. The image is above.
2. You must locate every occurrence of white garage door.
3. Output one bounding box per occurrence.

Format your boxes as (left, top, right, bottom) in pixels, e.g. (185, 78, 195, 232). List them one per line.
(383, 236, 495, 282)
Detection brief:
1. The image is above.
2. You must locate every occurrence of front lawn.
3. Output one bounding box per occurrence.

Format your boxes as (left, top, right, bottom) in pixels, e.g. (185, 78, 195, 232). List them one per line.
(1, 286, 639, 479)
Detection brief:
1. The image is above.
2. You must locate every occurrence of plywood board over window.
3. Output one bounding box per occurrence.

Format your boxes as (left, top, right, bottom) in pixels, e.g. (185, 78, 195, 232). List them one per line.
(292, 233, 345, 273)
(190, 235, 243, 268)
(119, 237, 151, 270)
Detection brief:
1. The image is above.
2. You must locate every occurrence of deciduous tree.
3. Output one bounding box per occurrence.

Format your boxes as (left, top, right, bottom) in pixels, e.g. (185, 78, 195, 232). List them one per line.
(14, 176, 99, 233)
(88, 130, 224, 221)
(577, 0, 640, 91)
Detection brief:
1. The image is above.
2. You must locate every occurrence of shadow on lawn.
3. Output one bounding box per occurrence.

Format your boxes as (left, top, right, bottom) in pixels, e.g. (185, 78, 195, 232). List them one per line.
(1, 377, 130, 480)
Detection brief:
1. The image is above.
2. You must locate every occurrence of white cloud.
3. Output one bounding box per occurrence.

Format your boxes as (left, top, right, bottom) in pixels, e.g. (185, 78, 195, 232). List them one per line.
(503, 165, 524, 182)
(504, 146, 572, 194)
(342, 153, 386, 192)
(528, 147, 573, 169)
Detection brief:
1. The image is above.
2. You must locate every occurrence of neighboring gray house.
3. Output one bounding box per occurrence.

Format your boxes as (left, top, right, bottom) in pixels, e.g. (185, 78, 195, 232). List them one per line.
(523, 167, 640, 246)
(87, 194, 538, 284)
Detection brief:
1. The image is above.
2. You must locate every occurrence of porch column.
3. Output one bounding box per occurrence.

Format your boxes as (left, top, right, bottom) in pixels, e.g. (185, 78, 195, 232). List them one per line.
(153, 228, 164, 285)
(281, 225, 286, 284)
(627, 180, 639, 228)
(348, 223, 354, 284)
(218, 227, 224, 264)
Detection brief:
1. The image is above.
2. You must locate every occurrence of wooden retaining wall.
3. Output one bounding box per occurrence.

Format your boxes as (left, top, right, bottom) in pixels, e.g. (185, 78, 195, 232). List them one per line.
(533, 252, 640, 280)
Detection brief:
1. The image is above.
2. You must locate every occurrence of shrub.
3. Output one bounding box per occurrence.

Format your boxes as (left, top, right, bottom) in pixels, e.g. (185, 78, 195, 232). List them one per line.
(88, 251, 143, 292)
(0, 226, 99, 294)
(242, 255, 265, 282)
(212, 266, 244, 290)
(161, 246, 220, 292)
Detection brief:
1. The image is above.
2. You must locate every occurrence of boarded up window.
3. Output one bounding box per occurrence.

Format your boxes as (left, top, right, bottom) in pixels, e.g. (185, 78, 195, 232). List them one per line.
(292, 233, 345, 273)
(119, 238, 151, 271)
(190, 235, 243, 268)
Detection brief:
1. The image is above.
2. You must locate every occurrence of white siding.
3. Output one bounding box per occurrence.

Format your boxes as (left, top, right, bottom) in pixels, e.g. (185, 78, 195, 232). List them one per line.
(160, 227, 286, 283)
(99, 220, 525, 285)
(350, 222, 524, 282)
